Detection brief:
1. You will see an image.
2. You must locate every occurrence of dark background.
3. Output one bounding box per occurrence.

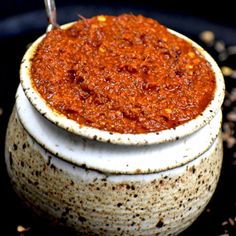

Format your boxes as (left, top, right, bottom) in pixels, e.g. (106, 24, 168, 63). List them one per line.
(1, 1, 236, 235)
(1, 0, 236, 27)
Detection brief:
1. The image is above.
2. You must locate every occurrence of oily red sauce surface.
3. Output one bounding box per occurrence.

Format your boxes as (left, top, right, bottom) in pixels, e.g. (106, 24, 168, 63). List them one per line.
(31, 14, 216, 134)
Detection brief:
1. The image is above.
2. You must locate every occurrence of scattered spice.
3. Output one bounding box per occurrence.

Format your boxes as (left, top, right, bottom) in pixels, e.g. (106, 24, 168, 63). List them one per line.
(221, 66, 234, 77)
(228, 217, 235, 226)
(224, 88, 236, 107)
(17, 225, 30, 234)
(222, 122, 236, 148)
(221, 221, 229, 226)
(219, 45, 236, 62)
(206, 208, 211, 213)
(221, 66, 236, 79)
(227, 109, 236, 122)
(214, 40, 226, 53)
(199, 31, 215, 46)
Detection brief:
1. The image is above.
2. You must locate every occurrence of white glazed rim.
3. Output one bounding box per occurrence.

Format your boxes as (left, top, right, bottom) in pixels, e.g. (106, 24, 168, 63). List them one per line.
(20, 23, 225, 145)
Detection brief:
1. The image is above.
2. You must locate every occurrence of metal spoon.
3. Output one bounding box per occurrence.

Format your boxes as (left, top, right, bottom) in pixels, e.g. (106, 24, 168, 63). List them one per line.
(44, 0, 59, 32)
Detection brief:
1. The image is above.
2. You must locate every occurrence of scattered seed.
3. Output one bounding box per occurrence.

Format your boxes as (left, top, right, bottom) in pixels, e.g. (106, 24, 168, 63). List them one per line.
(199, 31, 215, 45)
(225, 136, 236, 148)
(229, 89, 236, 102)
(230, 71, 236, 79)
(224, 99, 231, 107)
(221, 221, 228, 226)
(219, 45, 236, 61)
(227, 45, 236, 55)
(223, 122, 235, 136)
(227, 111, 236, 122)
(17, 225, 30, 233)
(225, 89, 236, 107)
(221, 66, 234, 77)
(215, 40, 226, 53)
(228, 217, 235, 226)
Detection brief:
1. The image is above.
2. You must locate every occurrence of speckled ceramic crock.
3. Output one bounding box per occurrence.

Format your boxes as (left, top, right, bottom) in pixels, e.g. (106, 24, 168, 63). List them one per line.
(5, 23, 225, 236)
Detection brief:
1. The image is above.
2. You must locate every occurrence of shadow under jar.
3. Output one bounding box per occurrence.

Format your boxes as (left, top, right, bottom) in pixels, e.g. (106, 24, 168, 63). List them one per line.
(5, 14, 225, 236)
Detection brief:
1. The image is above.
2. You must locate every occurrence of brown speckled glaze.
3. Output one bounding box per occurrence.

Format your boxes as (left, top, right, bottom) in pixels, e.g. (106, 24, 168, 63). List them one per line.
(5, 105, 223, 235)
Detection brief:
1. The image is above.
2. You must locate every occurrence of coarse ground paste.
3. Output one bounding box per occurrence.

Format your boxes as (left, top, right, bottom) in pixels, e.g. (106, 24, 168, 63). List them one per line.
(30, 14, 216, 134)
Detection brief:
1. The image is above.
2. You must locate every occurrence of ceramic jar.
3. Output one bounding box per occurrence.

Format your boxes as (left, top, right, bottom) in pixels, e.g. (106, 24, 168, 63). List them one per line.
(5, 26, 225, 236)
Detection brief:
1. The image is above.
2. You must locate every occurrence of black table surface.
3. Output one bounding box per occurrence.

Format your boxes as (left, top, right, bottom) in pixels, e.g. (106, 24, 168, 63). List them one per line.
(0, 2, 236, 236)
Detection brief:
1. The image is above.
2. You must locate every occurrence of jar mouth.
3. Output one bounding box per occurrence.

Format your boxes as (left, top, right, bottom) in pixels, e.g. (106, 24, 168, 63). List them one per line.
(20, 23, 225, 145)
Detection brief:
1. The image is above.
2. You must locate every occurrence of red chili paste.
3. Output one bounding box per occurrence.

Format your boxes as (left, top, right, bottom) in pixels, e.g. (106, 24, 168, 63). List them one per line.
(31, 14, 216, 134)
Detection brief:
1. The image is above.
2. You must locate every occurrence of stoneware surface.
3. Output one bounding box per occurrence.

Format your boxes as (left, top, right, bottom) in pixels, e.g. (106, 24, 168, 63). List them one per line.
(5, 21, 225, 235)
(5, 100, 223, 235)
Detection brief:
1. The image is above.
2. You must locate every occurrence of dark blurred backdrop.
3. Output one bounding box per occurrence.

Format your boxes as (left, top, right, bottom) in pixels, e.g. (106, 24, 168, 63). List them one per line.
(1, 0, 235, 26)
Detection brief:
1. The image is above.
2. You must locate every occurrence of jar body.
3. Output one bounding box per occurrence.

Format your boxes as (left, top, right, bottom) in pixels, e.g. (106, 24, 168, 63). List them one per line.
(5, 86, 223, 236)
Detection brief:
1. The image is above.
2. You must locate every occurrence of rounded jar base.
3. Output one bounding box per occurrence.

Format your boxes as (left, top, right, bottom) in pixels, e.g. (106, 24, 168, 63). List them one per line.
(5, 105, 223, 236)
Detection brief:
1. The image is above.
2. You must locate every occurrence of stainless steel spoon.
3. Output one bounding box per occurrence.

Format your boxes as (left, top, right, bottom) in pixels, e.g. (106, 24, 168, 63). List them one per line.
(44, 0, 59, 32)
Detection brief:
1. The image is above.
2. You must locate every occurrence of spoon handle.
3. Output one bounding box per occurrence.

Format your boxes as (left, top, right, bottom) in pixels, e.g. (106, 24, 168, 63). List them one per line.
(44, 0, 59, 32)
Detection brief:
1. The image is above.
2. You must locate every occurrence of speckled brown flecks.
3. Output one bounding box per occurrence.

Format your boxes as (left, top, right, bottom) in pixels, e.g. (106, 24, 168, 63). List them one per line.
(5, 106, 223, 236)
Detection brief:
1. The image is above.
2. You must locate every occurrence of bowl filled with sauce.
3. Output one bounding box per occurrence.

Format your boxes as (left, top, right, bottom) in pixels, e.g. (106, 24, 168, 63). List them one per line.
(5, 14, 225, 235)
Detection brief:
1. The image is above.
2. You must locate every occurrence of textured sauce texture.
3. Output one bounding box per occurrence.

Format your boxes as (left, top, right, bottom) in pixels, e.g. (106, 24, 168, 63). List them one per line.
(30, 14, 216, 134)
